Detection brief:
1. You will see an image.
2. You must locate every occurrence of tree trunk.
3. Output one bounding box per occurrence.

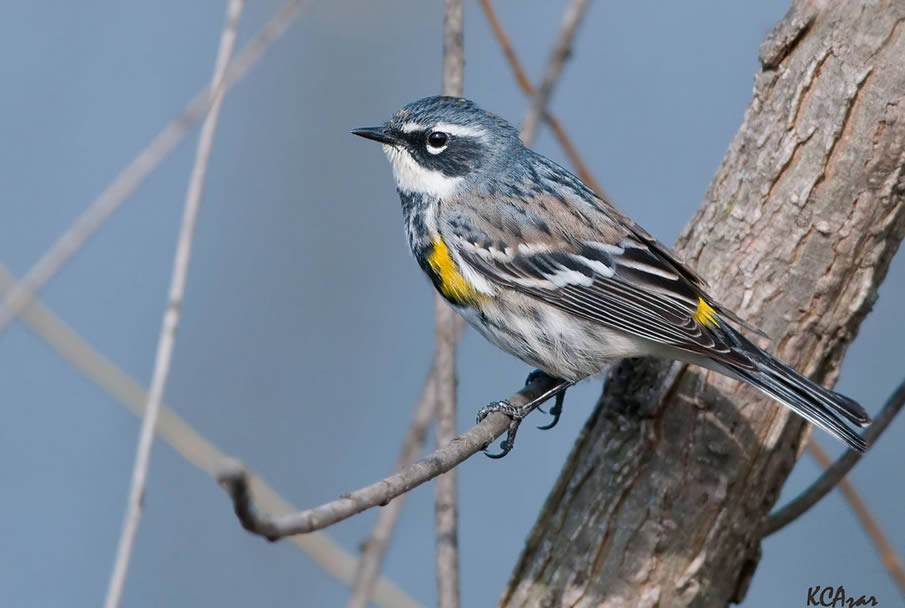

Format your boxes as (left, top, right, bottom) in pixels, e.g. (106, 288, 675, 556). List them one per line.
(501, 2, 905, 606)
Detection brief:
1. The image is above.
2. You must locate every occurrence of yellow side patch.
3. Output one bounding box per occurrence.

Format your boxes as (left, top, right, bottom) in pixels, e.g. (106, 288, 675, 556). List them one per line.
(693, 298, 719, 327)
(427, 237, 486, 306)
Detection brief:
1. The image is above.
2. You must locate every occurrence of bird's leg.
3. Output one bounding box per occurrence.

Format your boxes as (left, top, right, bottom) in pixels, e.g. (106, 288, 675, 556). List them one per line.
(524, 369, 568, 430)
(476, 372, 571, 458)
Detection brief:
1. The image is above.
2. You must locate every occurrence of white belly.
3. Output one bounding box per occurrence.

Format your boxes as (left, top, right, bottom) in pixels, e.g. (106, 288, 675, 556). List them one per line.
(455, 292, 653, 382)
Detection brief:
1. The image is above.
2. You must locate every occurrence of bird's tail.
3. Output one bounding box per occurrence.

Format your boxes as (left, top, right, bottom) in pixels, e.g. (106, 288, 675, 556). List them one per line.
(717, 329, 871, 453)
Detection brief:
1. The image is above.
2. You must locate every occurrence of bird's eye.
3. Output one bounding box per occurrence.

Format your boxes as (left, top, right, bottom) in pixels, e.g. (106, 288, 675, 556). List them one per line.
(426, 131, 449, 153)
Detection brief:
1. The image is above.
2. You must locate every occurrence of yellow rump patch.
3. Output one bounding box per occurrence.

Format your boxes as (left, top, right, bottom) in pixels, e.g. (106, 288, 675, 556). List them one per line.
(693, 298, 719, 328)
(427, 237, 486, 306)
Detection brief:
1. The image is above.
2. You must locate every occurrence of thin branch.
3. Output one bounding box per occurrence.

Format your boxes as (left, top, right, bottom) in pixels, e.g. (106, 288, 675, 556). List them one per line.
(435, 3, 465, 606)
(763, 378, 905, 536)
(218, 375, 569, 539)
(806, 440, 905, 595)
(478, 0, 607, 198)
(0, 0, 306, 336)
(0, 261, 417, 608)
(518, 0, 593, 147)
(103, 3, 244, 606)
(347, 320, 463, 608)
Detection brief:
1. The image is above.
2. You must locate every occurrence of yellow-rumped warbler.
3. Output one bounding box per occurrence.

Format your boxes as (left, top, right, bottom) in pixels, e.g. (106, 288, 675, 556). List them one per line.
(353, 96, 870, 457)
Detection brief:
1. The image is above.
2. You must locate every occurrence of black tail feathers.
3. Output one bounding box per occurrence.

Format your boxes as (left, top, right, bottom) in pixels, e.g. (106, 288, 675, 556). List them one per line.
(720, 329, 871, 453)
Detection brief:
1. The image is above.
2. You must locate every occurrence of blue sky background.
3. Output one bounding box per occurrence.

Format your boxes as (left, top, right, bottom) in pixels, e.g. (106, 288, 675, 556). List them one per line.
(1, 1, 903, 607)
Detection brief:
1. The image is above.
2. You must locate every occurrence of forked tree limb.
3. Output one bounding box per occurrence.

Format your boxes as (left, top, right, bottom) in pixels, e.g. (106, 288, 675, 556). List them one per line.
(501, 2, 905, 606)
(518, 0, 593, 146)
(478, 0, 608, 198)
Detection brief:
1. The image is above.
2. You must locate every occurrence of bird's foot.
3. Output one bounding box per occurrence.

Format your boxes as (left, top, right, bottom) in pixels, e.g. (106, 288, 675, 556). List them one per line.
(476, 370, 570, 459)
(524, 369, 568, 430)
(476, 400, 530, 459)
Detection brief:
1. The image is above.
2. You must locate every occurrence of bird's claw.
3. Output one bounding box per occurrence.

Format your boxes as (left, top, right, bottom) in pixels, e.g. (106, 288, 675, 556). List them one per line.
(536, 391, 565, 430)
(476, 400, 530, 459)
(476, 370, 570, 458)
(525, 370, 568, 431)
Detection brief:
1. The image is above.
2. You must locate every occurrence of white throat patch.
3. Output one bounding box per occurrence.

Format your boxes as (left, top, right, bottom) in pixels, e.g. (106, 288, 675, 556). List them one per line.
(383, 145, 463, 198)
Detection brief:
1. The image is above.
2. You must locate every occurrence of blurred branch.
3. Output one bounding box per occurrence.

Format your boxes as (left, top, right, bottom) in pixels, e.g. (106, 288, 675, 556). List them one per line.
(0, 0, 306, 336)
(104, 3, 244, 606)
(807, 440, 905, 595)
(764, 378, 905, 537)
(0, 262, 417, 608)
(347, 320, 464, 608)
(478, 0, 607, 199)
(434, 2, 465, 608)
(217, 376, 568, 538)
(518, 0, 593, 147)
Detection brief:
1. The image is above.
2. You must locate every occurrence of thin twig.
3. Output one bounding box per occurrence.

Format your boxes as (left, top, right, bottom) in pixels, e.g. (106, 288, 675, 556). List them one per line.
(434, 3, 464, 607)
(806, 440, 905, 595)
(763, 378, 905, 536)
(0, 261, 417, 608)
(347, 320, 464, 608)
(103, 3, 244, 606)
(0, 0, 306, 336)
(518, 0, 593, 147)
(218, 375, 569, 538)
(478, 0, 607, 198)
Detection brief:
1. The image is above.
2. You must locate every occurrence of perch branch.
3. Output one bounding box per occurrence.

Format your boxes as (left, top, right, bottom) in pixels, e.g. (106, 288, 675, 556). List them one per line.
(218, 375, 568, 539)
(103, 3, 243, 606)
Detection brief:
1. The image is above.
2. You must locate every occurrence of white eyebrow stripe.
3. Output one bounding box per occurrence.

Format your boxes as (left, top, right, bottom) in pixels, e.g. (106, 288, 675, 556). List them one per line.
(400, 121, 487, 138)
(401, 122, 427, 133)
(434, 122, 487, 138)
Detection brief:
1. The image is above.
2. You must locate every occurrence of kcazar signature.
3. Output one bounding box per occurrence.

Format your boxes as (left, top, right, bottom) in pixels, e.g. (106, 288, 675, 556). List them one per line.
(807, 585, 878, 607)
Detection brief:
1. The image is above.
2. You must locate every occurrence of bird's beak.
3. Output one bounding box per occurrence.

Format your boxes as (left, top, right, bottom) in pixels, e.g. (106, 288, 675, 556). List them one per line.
(351, 126, 399, 146)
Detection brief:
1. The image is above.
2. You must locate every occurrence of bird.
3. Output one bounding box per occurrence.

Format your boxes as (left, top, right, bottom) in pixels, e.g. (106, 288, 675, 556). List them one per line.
(352, 95, 871, 457)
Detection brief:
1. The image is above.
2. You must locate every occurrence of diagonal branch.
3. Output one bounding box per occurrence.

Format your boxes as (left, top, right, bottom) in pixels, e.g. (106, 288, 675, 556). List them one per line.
(501, 1, 905, 603)
(217, 375, 568, 539)
(763, 378, 905, 536)
(0, 0, 306, 336)
(478, 0, 606, 198)
(0, 260, 417, 608)
(517, 0, 593, 147)
(807, 439, 905, 595)
(103, 3, 244, 606)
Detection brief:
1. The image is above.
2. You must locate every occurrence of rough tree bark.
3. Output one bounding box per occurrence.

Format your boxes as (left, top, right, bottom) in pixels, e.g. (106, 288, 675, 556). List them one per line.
(501, 2, 905, 607)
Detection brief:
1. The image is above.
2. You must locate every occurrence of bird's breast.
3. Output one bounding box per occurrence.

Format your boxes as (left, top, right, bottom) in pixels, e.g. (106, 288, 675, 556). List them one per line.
(418, 236, 488, 307)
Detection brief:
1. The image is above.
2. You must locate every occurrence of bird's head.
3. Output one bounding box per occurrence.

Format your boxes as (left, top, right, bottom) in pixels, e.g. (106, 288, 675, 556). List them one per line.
(352, 96, 521, 198)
